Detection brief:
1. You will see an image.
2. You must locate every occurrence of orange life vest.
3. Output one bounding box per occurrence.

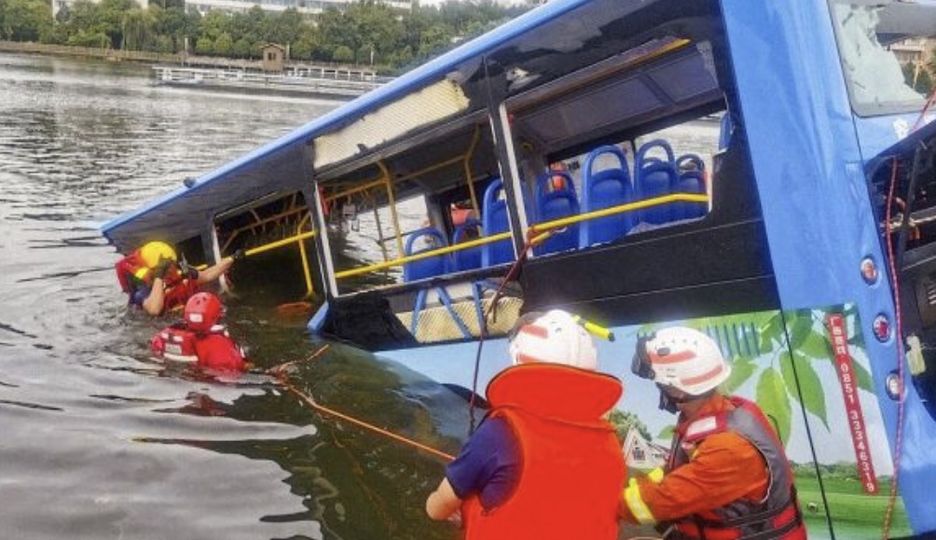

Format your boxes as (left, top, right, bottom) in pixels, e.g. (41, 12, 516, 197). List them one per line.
(667, 397, 806, 540)
(461, 363, 625, 540)
(115, 249, 198, 313)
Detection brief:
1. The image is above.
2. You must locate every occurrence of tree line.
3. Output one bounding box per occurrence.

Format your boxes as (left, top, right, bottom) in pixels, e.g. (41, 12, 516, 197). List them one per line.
(0, 0, 532, 71)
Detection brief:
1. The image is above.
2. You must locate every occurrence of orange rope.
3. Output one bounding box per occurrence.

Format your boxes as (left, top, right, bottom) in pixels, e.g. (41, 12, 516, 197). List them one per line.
(269, 343, 455, 462)
(279, 378, 455, 462)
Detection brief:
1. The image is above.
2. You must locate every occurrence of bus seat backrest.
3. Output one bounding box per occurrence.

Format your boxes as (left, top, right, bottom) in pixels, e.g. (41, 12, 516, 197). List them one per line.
(403, 227, 450, 282)
(482, 179, 516, 267)
(674, 154, 707, 220)
(581, 145, 635, 247)
(452, 218, 483, 271)
(535, 171, 580, 255)
(636, 139, 678, 225)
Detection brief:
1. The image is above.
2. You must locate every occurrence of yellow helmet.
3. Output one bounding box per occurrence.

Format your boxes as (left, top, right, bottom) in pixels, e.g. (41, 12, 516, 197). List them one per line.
(139, 241, 177, 269)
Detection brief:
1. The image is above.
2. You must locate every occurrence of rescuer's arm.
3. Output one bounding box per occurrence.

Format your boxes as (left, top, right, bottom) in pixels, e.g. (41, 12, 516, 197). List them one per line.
(196, 249, 244, 285)
(141, 278, 166, 315)
(619, 432, 767, 524)
(426, 478, 462, 520)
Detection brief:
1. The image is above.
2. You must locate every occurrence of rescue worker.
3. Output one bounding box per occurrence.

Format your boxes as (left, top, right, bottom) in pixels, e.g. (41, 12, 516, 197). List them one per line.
(150, 292, 247, 372)
(620, 327, 806, 539)
(115, 241, 243, 316)
(425, 310, 624, 540)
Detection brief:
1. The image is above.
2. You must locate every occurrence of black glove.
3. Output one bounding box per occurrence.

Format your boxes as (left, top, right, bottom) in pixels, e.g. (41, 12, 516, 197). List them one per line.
(232, 249, 246, 262)
(153, 257, 173, 280)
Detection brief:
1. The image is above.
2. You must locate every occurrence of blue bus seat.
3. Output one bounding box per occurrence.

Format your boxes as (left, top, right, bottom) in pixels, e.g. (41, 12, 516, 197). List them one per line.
(482, 179, 516, 267)
(534, 171, 579, 255)
(580, 145, 635, 247)
(452, 218, 482, 271)
(403, 227, 450, 282)
(674, 154, 707, 220)
(635, 139, 678, 225)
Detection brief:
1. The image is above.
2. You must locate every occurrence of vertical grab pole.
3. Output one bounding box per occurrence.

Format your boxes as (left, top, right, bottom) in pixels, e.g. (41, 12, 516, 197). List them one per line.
(296, 212, 315, 297)
(464, 125, 481, 217)
(377, 160, 404, 258)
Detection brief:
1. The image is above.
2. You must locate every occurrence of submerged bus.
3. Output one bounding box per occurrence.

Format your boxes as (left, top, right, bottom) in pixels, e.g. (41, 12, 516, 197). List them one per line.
(102, 0, 936, 537)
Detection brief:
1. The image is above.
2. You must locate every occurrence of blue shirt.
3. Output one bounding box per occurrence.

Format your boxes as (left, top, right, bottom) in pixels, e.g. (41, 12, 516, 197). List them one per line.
(129, 285, 151, 306)
(445, 417, 520, 511)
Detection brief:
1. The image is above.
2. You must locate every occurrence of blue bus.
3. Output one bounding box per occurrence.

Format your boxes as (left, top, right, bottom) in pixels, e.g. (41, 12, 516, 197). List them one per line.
(102, 1, 936, 537)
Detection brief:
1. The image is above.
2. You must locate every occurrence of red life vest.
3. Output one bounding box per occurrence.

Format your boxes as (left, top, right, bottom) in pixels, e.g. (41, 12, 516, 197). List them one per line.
(115, 249, 198, 313)
(151, 324, 246, 372)
(667, 396, 806, 540)
(461, 363, 625, 540)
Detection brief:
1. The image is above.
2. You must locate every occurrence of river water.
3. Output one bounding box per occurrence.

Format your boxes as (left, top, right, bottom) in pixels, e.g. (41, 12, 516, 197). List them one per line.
(0, 53, 461, 540)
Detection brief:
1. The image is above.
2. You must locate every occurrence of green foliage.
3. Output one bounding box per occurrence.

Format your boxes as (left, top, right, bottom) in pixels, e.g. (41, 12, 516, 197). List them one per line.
(902, 62, 935, 96)
(3, 0, 528, 68)
(756, 367, 791, 445)
(721, 355, 755, 394)
(780, 350, 828, 428)
(608, 409, 652, 442)
(657, 424, 675, 441)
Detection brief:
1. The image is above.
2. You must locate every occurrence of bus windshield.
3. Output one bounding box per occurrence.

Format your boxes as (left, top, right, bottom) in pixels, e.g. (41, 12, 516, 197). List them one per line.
(829, 0, 936, 116)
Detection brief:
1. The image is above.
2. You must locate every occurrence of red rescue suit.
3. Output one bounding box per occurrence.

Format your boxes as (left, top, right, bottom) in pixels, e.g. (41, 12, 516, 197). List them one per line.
(461, 363, 625, 540)
(151, 323, 246, 372)
(115, 249, 198, 313)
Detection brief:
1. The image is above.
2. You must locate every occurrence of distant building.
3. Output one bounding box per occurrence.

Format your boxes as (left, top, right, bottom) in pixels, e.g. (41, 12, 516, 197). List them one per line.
(52, 0, 149, 19)
(184, 0, 410, 16)
(889, 37, 936, 68)
(261, 43, 286, 71)
(622, 427, 669, 470)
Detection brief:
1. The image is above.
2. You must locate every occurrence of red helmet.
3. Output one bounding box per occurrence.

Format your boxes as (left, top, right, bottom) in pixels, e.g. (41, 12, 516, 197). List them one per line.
(184, 292, 224, 333)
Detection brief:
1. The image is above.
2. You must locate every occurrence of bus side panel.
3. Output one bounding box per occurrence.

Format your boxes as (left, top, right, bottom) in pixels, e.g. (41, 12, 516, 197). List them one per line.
(382, 307, 911, 538)
(721, 0, 936, 532)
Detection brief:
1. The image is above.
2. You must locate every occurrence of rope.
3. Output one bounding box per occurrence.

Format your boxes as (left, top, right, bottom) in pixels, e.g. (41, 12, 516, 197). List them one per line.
(467, 228, 553, 434)
(882, 157, 906, 540)
(267, 344, 455, 462)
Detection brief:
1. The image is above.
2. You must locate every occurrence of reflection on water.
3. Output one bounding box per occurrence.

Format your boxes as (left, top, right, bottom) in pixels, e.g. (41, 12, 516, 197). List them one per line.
(0, 52, 458, 539)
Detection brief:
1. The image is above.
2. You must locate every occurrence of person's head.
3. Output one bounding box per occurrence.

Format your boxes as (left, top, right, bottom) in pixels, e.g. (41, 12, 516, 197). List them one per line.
(631, 327, 730, 414)
(139, 241, 177, 269)
(184, 292, 224, 333)
(508, 309, 597, 371)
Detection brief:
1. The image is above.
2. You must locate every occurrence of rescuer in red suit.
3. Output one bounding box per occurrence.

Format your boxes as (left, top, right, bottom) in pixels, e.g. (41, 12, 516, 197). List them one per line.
(151, 292, 248, 372)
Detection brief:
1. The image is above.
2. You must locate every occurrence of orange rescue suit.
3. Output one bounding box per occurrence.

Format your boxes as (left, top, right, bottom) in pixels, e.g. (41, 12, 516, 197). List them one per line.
(461, 363, 625, 540)
(619, 394, 805, 540)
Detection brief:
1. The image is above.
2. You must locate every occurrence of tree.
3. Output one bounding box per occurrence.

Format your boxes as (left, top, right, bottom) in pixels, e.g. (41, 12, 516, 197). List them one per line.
(194, 35, 212, 55)
(213, 31, 233, 56)
(608, 410, 652, 443)
(1, 0, 51, 42)
(231, 36, 253, 58)
(332, 44, 353, 63)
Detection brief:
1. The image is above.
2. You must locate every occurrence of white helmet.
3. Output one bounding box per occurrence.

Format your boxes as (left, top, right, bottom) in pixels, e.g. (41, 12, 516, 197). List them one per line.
(632, 327, 730, 396)
(508, 309, 598, 371)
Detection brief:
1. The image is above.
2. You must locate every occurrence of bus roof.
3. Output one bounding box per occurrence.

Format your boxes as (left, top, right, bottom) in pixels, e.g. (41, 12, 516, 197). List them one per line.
(99, 0, 601, 252)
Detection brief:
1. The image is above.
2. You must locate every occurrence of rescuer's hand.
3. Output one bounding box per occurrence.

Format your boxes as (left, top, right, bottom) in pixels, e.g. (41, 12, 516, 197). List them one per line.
(232, 248, 246, 262)
(179, 260, 198, 280)
(153, 257, 173, 280)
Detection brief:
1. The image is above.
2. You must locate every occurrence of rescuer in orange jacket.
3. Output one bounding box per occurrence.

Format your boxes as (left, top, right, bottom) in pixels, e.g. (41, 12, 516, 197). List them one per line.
(425, 310, 625, 540)
(115, 241, 243, 316)
(620, 327, 806, 540)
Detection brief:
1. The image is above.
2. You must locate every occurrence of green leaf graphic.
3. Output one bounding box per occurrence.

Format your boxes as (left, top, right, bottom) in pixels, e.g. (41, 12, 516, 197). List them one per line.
(756, 367, 792, 445)
(799, 330, 830, 359)
(787, 314, 813, 349)
(758, 314, 783, 354)
(780, 351, 829, 428)
(852, 360, 874, 392)
(722, 356, 756, 394)
(657, 425, 675, 440)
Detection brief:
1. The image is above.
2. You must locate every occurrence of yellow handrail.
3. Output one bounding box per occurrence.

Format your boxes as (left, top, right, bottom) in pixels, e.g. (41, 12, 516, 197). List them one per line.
(335, 231, 512, 279)
(295, 213, 315, 297)
(332, 192, 708, 280)
(244, 230, 318, 258)
(464, 126, 481, 216)
(531, 193, 709, 233)
(377, 161, 405, 257)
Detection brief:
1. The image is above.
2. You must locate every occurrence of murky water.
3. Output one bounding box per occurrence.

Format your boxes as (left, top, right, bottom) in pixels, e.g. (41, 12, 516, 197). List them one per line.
(0, 53, 460, 540)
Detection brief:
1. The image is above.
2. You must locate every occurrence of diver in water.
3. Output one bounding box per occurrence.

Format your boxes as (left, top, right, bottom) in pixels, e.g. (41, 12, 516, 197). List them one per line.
(115, 241, 244, 316)
(151, 292, 248, 372)
(425, 309, 624, 540)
